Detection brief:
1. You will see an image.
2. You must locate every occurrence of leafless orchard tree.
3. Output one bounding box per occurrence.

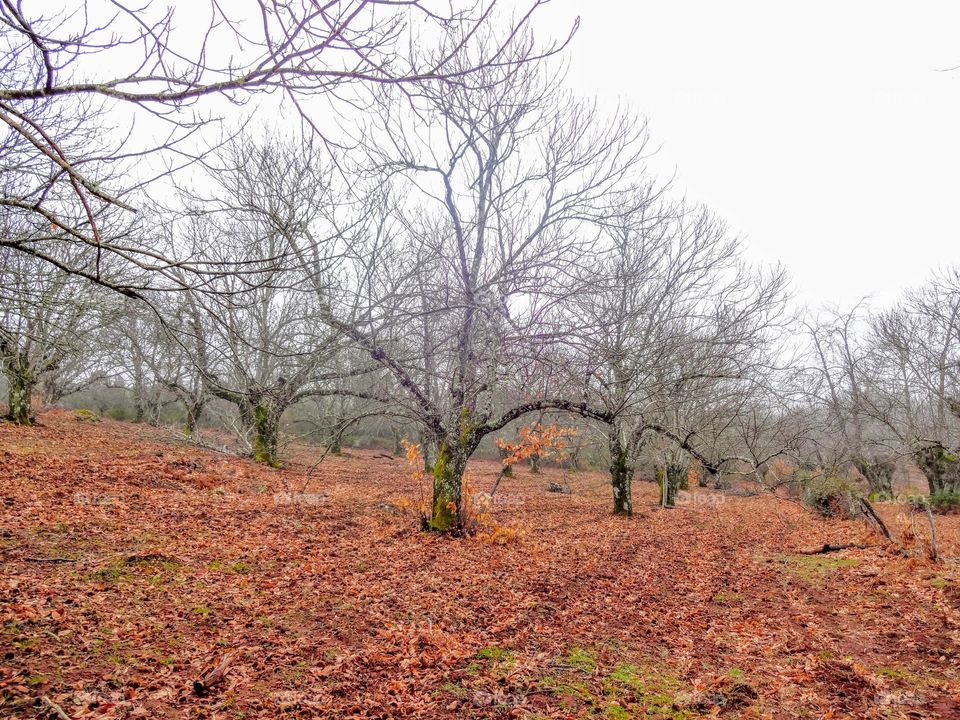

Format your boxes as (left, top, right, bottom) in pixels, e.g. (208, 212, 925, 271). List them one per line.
(275, 46, 652, 531)
(802, 304, 900, 495)
(0, 237, 115, 424)
(101, 298, 204, 430)
(0, 0, 573, 294)
(167, 221, 350, 467)
(564, 198, 793, 514)
(868, 269, 960, 495)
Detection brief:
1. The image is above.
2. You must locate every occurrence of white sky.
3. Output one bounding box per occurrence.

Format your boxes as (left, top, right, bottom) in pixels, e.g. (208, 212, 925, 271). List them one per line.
(536, 1, 960, 310)
(68, 1, 958, 312)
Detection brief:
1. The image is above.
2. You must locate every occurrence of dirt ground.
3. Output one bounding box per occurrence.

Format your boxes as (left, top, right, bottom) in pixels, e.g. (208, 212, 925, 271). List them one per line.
(2, 411, 959, 719)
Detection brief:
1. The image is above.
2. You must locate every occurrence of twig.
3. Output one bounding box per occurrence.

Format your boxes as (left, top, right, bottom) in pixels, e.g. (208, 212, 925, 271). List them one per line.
(925, 505, 939, 562)
(24, 557, 76, 563)
(41, 695, 72, 720)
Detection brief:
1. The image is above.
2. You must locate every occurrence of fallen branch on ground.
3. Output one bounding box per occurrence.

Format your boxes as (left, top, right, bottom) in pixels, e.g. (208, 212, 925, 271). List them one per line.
(41, 695, 72, 720)
(798, 543, 867, 555)
(859, 497, 893, 541)
(24, 557, 77, 563)
(193, 652, 234, 696)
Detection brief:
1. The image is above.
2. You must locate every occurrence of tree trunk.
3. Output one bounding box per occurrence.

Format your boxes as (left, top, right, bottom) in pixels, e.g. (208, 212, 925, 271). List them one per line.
(670, 462, 689, 491)
(420, 432, 436, 473)
(252, 401, 283, 468)
(712, 469, 728, 490)
(852, 456, 895, 498)
(133, 396, 146, 424)
(497, 444, 513, 478)
(5, 368, 35, 426)
(697, 470, 708, 488)
(39, 375, 63, 407)
(660, 463, 685, 507)
(915, 445, 960, 496)
(608, 432, 633, 516)
(184, 396, 205, 437)
(528, 452, 540, 474)
(427, 440, 468, 533)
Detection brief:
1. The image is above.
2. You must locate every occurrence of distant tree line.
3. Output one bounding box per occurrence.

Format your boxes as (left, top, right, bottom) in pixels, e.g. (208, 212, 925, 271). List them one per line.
(2, 2, 957, 532)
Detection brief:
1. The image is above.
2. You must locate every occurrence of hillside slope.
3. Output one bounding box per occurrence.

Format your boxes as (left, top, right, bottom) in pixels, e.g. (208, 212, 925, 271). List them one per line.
(1, 412, 958, 718)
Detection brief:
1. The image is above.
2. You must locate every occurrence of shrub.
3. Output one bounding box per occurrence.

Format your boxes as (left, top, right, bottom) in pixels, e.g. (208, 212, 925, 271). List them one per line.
(802, 475, 860, 518)
(911, 491, 960, 515)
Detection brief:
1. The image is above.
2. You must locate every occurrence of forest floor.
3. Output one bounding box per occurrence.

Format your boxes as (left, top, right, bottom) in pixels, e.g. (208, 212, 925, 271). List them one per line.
(2, 411, 960, 719)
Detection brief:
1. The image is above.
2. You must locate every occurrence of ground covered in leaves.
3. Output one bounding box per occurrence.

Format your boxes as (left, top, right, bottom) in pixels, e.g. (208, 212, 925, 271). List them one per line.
(2, 411, 960, 719)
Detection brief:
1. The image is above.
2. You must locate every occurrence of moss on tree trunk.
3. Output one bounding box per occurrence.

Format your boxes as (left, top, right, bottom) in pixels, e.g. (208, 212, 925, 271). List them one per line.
(5, 370, 35, 426)
(609, 445, 633, 516)
(915, 445, 960, 495)
(658, 463, 685, 507)
(853, 456, 895, 498)
(607, 430, 633, 516)
(252, 401, 281, 468)
(428, 441, 467, 532)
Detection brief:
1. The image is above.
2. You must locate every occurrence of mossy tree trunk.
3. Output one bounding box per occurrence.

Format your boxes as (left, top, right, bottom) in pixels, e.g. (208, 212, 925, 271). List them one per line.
(853, 456, 896, 498)
(184, 396, 205, 437)
(252, 400, 283, 468)
(658, 463, 685, 507)
(5, 367, 36, 426)
(608, 433, 633, 516)
(915, 445, 960, 495)
(428, 439, 469, 532)
(497, 444, 513, 478)
(671, 462, 689, 491)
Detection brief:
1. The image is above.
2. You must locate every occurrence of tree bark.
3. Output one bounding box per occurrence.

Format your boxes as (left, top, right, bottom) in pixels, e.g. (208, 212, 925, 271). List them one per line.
(915, 445, 960, 496)
(252, 400, 283, 467)
(497, 444, 513, 478)
(528, 452, 540, 474)
(608, 433, 633, 516)
(660, 463, 685, 507)
(184, 396, 205, 436)
(853, 456, 896, 498)
(428, 440, 468, 532)
(5, 367, 35, 425)
(670, 462, 689, 491)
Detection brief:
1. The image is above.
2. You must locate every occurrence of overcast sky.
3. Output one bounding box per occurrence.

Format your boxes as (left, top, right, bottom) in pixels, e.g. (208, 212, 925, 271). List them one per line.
(535, 1, 960, 310)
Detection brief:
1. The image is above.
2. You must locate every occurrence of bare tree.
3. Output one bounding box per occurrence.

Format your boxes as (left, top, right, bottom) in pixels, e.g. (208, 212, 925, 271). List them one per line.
(0, 239, 113, 424)
(1, 1, 572, 293)
(287, 49, 651, 531)
(870, 269, 960, 495)
(803, 305, 899, 496)
(565, 198, 791, 514)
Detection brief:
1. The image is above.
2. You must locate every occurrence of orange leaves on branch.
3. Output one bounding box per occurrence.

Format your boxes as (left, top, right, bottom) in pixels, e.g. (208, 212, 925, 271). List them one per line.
(401, 440, 424, 484)
(399, 440, 428, 516)
(495, 423, 576, 467)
